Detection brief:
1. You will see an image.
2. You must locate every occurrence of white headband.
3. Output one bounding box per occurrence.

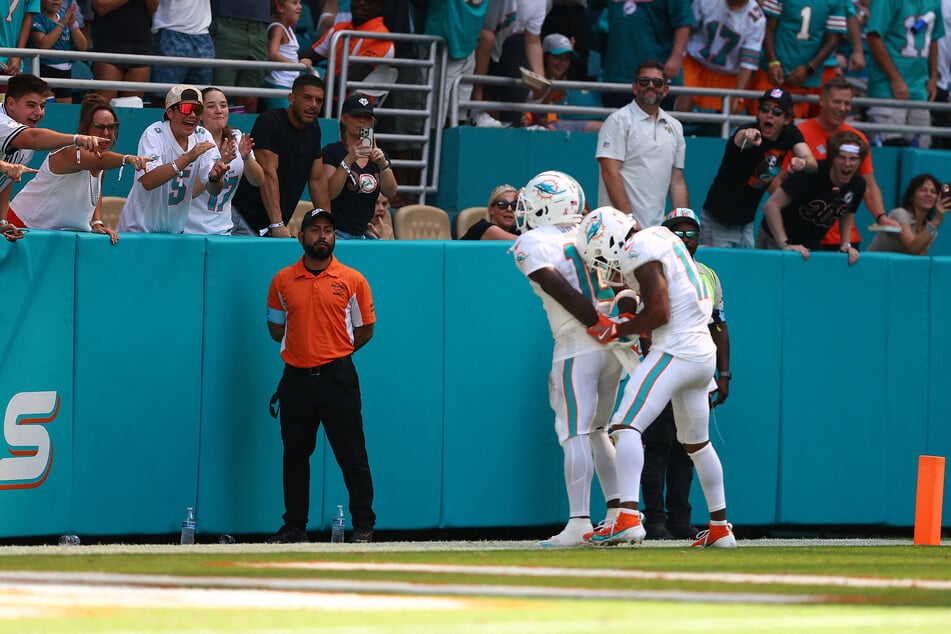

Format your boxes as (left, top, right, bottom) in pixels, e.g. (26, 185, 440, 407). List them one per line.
(839, 143, 861, 154)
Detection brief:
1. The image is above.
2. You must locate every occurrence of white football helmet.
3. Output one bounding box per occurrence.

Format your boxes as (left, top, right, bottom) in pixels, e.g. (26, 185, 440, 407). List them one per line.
(575, 206, 637, 279)
(515, 170, 585, 231)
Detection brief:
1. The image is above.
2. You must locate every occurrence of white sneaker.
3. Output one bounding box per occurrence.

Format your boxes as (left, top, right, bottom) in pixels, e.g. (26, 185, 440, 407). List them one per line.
(692, 522, 737, 548)
(539, 518, 594, 547)
(471, 110, 504, 128)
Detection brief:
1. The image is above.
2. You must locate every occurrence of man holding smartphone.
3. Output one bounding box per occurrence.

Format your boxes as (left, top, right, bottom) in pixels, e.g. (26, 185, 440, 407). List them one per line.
(321, 93, 398, 240)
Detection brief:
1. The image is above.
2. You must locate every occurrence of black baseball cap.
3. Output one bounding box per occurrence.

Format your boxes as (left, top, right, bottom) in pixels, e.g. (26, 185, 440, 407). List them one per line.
(341, 92, 374, 116)
(758, 87, 794, 114)
(300, 208, 334, 231)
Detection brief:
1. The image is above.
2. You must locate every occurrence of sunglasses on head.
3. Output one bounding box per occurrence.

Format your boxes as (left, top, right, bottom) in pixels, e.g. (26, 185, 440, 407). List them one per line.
(672, 230, 699, 239)
(494, 200, 517, 210)
(636, 77, 666, 88)
(90, 122, 119, 133)
(758, 104, 786, 117)
(175, 102, 203, 116)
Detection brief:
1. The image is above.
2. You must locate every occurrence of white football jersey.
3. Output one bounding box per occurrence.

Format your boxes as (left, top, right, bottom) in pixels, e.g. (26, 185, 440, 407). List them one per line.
(185, 128, 252, 235)
(618, 226, 716, 361)
(0, 103, 35, 192)
(685, 0, 766, 74)
(119, 121, 217, 233)
(513, 224, 615, 361)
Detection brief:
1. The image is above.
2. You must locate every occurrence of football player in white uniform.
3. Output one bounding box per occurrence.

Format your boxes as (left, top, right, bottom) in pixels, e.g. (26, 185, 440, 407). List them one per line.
(576, 207, 736, 548)
(511, 171, 640, 547)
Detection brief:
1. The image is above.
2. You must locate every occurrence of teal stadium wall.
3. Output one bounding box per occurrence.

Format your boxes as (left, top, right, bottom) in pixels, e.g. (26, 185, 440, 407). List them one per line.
(1, 107, 950, 538)
(2, 233, 950, 537)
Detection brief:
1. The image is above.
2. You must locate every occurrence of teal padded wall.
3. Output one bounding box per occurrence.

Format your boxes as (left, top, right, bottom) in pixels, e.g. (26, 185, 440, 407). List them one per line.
(71, 234, 206, 535)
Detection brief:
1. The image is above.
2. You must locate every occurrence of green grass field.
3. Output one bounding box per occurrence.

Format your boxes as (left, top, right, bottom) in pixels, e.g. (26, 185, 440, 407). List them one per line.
(1, 540, 949, 632)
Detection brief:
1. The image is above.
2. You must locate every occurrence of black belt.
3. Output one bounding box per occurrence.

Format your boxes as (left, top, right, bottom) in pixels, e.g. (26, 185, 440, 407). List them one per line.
(284, 356, 349, 376)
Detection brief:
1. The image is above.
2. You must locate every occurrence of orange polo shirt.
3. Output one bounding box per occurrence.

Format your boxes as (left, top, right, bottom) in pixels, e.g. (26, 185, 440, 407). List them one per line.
(788, 118, 873, 246)
(312, 16, 395, 75)
(267, 256, 375, 368)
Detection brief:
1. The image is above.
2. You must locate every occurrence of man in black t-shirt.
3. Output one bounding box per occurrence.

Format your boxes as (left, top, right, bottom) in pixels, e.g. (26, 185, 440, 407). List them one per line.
(701, 88, 816, 248)
(232, 75, 332, 237)
(757, 130, 867, 266)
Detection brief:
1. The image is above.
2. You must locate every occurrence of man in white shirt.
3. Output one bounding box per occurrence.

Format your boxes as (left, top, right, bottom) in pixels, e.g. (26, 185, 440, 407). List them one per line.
(596, 60, 688, 228)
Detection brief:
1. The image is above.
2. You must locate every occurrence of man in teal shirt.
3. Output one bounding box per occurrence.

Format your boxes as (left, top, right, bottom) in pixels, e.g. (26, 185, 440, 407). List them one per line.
(866, 0, 944, 148)
(598, 0, 694, 109)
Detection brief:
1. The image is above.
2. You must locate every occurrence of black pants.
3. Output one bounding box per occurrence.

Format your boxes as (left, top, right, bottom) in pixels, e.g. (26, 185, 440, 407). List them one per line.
(277, 357, 375, 531)
(640, 404, 694, 526)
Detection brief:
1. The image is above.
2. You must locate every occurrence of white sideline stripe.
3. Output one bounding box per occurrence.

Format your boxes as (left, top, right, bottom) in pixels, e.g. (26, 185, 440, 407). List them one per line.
(0, 571, 818, 605)
(250, 561, 951, 591)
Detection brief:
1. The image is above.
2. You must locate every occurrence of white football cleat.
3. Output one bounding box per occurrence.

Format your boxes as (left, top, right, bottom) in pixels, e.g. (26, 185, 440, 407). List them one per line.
(539, 518, 594, 547)
(692, 522, 737, 548)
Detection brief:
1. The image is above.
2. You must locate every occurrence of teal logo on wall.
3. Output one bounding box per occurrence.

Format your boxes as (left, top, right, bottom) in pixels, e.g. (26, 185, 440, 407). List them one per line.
(0, 391, 59, 490)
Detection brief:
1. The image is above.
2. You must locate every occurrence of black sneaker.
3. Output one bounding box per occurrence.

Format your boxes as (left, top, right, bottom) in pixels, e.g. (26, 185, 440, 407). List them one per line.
(667, 523, 702, 540)
(351, 526, 374, 543)
(265, 525, 309, 544)
(645, 522, 675, 540)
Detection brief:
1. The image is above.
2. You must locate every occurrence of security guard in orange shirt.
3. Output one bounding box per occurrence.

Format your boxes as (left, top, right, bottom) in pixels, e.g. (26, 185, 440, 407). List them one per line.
(265, 208, 376, 543)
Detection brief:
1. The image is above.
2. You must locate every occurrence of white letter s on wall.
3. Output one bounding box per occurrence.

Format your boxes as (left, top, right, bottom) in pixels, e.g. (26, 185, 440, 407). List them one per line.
(0, 391, 59, 489)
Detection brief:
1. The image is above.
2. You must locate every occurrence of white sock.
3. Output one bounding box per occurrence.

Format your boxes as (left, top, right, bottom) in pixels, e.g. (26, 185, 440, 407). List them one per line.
(688, 443, 727, 513)
(589, 427, 619, 501)
(613, 429, 644, 504)
(562, 435, 593, 518)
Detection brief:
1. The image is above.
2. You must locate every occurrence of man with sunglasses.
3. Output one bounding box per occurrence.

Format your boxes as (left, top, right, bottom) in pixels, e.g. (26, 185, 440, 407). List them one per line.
(639, 208, 732, 540)
(596, 60, 688, 229)
(700, 88, 816, 249)
(119, 85, 226, 234)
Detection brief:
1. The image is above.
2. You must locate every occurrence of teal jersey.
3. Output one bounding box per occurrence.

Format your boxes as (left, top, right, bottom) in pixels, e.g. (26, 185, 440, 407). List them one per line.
(601, 0, 695, 84)
(866, 0, 945, 101)
(425, 0, 489, 60)
(0, 0, 40, 65)
(761, 0, 846, 88)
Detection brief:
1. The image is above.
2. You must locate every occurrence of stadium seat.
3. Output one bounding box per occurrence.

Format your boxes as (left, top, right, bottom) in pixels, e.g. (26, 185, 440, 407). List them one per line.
(100, 196, 126, 231)
(454, 206, 488, 238)
(358, 65, 399, 107)
(287, 199, 316, 237)
(392, 205, 452, 240)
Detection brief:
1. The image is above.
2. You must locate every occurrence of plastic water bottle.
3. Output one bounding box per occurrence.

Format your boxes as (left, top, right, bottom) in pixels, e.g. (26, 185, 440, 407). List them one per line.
(58, 534, 80, 546)
(331, 504, 346, 543)
(180, 507, 196, 545)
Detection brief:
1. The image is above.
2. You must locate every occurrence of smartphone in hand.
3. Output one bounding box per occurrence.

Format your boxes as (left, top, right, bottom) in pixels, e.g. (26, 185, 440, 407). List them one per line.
(357, 127, 374, 157)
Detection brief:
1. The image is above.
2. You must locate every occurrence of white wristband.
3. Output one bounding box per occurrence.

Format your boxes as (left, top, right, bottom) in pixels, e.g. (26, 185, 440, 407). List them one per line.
(268, 222, 284, 229)
(72, 134, 79, 146)
(91, 220, 105, 227)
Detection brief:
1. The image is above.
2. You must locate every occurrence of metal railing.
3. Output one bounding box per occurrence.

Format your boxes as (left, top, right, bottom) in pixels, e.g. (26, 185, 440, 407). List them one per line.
(450, 72, 951, 141)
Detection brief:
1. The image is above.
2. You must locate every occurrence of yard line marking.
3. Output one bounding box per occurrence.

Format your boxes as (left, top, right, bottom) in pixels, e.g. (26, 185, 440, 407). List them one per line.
(249, 561, 951, 591)
(0, 571, 819, 604)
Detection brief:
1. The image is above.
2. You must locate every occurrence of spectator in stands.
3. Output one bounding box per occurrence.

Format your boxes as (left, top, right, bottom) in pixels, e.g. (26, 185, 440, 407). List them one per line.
(933, 0, 951, 148)
(521, 33, 602, 132)
(757, 0, 845, 119)
(263, 0, 313, 112)
(678, 0, 765, 116)
(867, 174, 949, 255)
(321, 93, 397, 239)
(0, 74, 109, 238)
(118, 85, 226, 234)
(366, 191, 393, 239)
(209, 0, 270, 115)
(771, 77, 899, 249)
(185, 87, 264, 235)
(232, 74, 332, 237)
(600, 0, 694, 110)
(469, 0, 549, 127)
(865, 0, 943, 148)
(7, 93, 151, 243)
(460, 184, 520, 240)
(91, 0, 157, 102)
(596, 60, 688, 228)
(542, 0, 592, 82)
(148, 0, 215, 109)
(424, 0, 489, 126)
(30, 0, 88, 103)
(758, 130, 867, 266)
(301, 0, 394, 85)
(701, 88, 816, 248)
(0, 0, 38, 77)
